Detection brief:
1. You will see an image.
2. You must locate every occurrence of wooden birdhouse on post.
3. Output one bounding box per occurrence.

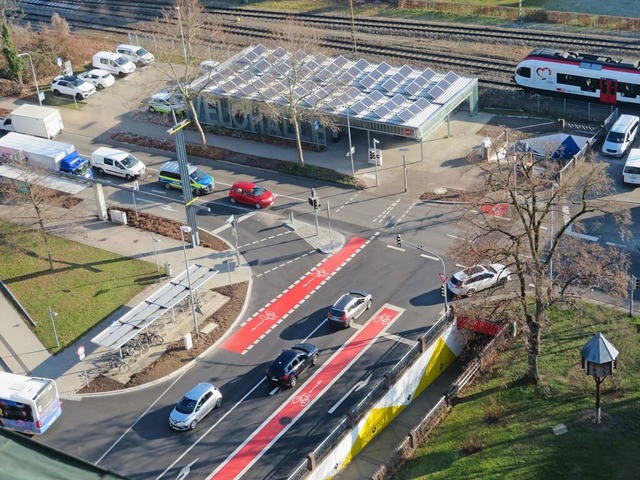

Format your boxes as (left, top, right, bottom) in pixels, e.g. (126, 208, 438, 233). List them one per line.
(581, 332, 619, 424)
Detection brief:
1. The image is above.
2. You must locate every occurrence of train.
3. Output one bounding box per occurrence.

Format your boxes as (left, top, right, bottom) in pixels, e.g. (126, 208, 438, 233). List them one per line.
(512, 48, 640, 106)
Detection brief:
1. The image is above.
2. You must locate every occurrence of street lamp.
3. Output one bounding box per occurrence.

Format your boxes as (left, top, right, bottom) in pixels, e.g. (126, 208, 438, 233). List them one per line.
(175, 7, 188, 65)
(371, 138, 380, 187)
(346, 106, 355, 177)
(48, 306, 60, 348)
(17, 52, 42, 107)
(179, 225, 199, 338)
(151, 233, 160, 272)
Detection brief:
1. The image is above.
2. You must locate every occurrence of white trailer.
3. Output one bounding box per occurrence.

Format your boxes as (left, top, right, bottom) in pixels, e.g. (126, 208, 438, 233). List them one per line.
(0, 105, 64, 139)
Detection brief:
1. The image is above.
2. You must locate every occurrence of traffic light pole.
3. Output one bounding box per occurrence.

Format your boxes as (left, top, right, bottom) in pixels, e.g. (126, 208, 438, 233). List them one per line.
(396, 235, 448, 313)
(630, 274, 638, 317)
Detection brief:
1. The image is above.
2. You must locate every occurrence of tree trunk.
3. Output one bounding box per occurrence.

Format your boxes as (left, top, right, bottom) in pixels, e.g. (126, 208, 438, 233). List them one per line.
(292, 117, 305, 165)
(526, 312, 541, 382)
(188, 99, 206, 146)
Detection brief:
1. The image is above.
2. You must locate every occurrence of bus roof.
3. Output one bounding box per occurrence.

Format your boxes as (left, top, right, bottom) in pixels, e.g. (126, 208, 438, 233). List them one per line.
(0, 372, 53, 402)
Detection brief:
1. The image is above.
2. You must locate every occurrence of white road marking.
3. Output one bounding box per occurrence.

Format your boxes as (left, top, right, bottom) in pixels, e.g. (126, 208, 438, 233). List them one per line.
(421, 253, 439, 261)
(446, 234, 464, 240)
(387, 245, 405, 252)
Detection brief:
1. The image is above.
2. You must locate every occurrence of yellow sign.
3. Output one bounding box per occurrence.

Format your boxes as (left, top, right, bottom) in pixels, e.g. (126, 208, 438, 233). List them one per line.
(167, 119, 191, 135)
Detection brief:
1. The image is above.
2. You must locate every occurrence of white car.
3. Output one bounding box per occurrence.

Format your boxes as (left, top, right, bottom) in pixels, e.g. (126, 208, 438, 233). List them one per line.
(447, 264, 511, 297)
(77, 69, 115, 90)
(50, 75, 96, 100)
(169, 383, 222, 431)
(149, 92, 186, 114)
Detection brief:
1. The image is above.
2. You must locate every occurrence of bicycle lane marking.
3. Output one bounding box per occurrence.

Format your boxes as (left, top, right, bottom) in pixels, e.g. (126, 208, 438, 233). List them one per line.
(208, 304, 405, 480)
(222, 235, 371, 355)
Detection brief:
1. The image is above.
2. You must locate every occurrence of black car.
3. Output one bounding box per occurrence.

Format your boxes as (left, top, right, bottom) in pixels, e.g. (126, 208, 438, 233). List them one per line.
(265, 343, 319, 388)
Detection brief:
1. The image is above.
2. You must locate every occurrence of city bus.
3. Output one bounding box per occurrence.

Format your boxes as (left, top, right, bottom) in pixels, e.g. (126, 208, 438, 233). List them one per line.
(0, 372, 62, 435)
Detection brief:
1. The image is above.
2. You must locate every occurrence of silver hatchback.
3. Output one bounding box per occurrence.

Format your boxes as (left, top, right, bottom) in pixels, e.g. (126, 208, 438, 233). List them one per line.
(327, 291, 373, 328)
(169, 382, 222, 431)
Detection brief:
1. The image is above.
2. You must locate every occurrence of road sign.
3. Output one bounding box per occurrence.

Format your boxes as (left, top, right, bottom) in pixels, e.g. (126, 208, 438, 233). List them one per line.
(226, 214, 235, 225)
(77, 345, 85, 360)
(438, 273, 448, 284)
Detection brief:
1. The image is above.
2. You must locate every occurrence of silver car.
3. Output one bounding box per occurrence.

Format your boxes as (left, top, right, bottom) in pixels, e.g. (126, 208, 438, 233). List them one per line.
(447, 264, 511, 297)
(169, 383, 222, 430)
(327, 291, 373, 328)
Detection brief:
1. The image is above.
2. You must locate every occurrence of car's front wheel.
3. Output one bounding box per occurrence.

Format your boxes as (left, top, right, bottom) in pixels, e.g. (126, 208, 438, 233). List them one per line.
(366, 299, 372, 309)
(95, 167, 104, 175)
(255, 202, 262, 209)
(229, 197, 236, 204)
(53, 90, 61, 96)
(118, 72, 126, 78)
(97, 84, 104, 90)
(466, 289, 476, 297)
(215, 397, 222, 408)
(498, 277, 507, 286)
(75, 93, 83, 100)
(311, 354, 318, 366)
(189, 419, 198, 430)
(125, 174, 133, 181)
(289, 375, 297, 387)
(164, 183, 171, 190)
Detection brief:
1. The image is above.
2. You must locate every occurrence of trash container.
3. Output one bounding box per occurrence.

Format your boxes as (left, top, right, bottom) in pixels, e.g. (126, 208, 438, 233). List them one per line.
(183, 333, 193, 350)
(165, 261, 172, 277)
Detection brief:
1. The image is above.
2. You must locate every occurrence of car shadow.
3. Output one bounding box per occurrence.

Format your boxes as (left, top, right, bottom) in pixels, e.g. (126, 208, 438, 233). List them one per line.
(279, 309, 334, 341)
(410, 288, 446, 306)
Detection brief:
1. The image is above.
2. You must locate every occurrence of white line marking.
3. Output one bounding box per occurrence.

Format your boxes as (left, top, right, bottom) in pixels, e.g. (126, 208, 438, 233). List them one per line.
(421, 254, 439, 261)
(387, 245, 405, 252)
(447, 234, 464, 240)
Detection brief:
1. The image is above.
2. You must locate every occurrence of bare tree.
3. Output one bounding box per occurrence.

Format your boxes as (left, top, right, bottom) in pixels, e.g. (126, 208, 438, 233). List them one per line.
(144, 0, 229, 145)
(449, 132, 630, 383)
(0, 160, 68, 270)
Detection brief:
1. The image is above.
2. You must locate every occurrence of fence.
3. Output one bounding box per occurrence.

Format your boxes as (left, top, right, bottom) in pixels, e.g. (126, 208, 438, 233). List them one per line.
(368, 322, 515, 480)
(286, 311, 454, 480)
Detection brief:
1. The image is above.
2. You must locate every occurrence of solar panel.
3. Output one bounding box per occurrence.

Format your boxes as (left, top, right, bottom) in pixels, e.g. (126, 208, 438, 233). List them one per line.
(443, 71, 460, 84)
(398, 65, 414, 77)
(414, 97, 432, 110)
(354, 58, 370, 71)
(375, 62, 392, 75)
(395, 107, 417, 123)
(428, 85, 446, 100)
(382, 77, 399, 92)
(360, 75, 377, 89)
(404, 81, 422, 96)
(368, 90, 386, 103)
(389, 94, 408, 109)
(350, 100, 369, 115)
(332, 56, 349, 67)
(272, 47, 287, 58)
(373, 103, 392, 118)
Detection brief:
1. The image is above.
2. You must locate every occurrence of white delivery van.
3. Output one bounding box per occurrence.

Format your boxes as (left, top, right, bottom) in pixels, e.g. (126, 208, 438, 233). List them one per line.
(115, 44, 154, 65)
(92, 52, 136, 77)
(602, 114, 640, 157)
(0, 105, 63, 139)
(91, 147, 146, 180)
(622, 149, 640, 186)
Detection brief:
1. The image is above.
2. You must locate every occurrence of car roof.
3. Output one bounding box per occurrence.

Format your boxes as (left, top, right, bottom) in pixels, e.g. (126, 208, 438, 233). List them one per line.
(334, 293, 359, 309)
(85, 69, 110, 76)
(274, 349, 298, 365)
(95, 51, 122, 59)
(159, 161, 198, 174)
(117, 44, 141, 50)
(184, 382, 214, 399)
(232, 181, 257, 189)
(53, 76, 78, 82)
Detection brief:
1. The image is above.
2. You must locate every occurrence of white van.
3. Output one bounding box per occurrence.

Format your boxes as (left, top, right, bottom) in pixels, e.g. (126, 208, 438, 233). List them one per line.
(115, 44, 154, 66)
(602, 114, 640, 157)
(92, 52, 136, 77)
(622, 149, 640, 185)
(91, 147, 146, 180)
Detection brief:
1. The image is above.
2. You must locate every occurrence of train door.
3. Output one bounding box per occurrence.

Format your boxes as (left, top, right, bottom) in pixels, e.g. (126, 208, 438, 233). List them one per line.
(600, 79, 618, 104)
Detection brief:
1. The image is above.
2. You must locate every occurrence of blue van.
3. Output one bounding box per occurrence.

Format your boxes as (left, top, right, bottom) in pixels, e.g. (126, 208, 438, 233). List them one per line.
(158, 161, 214, 196)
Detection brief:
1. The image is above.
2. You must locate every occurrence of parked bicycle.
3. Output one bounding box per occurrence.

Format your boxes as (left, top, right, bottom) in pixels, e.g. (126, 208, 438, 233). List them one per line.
(99, 353, 130, 374)
(125, 338, 149, 354)
(138, 330, 163, 346)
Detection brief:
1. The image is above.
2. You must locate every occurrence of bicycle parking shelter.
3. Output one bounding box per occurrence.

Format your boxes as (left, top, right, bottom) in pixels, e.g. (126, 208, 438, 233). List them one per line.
(91, 264, 217, 358)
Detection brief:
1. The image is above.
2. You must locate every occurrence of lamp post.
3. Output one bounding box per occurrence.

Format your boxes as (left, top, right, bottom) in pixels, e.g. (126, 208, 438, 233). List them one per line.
(17, 52, 42, 107)
(372, 138, 381, 187)
(151, 233, 160, 272)
(179, 225, 199, 338)
(419, 248, 449, 313)
(400, 147, 410, 193)
(48, 306, 60, 348)
(346, 106, 355, 177)
(175, 6, 188, 65)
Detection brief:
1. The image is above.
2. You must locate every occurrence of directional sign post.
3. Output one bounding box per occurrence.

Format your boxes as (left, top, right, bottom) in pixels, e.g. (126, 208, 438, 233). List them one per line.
(77, 345, 88, 386)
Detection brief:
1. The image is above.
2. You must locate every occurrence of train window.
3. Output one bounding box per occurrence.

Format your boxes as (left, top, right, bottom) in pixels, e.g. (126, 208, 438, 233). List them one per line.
(580, 77, 598, 93)
(516, 67, 531, 78)
(557, 73, 583, 87)
(620, 83, 639, 98)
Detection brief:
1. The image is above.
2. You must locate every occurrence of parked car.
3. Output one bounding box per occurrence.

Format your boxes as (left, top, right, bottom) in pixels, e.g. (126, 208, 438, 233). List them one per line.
(93, 51, 136, 77)
(169, 383, 222, 431)
(77, 69, 115, 90)
(266, 343, 319, 388)
(228, 181, 275, 209)
(116, 44, 154, 66)
(91, 147, 146, 180)
(50, 75, 96, 100)
(327, 291, 373, 328)
(447, 264, 511, 297)
(149, 92, 186, 114)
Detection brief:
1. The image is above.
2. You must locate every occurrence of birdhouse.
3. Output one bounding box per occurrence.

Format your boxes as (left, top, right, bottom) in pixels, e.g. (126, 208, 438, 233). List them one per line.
(581, 332, 619, 379)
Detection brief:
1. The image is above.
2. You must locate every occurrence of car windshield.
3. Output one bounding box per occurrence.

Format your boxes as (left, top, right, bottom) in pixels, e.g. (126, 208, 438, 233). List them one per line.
(100, 73, 110, 79)
(607, 132, 624, 143)
(121, 154, 140, 168)
(72, 163, 91, 177)
(487, 265, 498, 274)
(175, 396, 197, 414)
(190, 168, 208, 182)
(135, 48, 149, 56)
(450, 276, 463, 287)
(115, 56, 129, 66)
(251, 186, 267, 196)
(72, 78, 84, 87)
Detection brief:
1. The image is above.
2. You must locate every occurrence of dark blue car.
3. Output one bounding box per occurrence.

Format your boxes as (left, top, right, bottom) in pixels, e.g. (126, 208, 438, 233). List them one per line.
(266, 343, 319, 388)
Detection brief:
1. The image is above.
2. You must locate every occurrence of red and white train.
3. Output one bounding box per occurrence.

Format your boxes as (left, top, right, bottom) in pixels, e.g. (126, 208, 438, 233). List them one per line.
(513, 49, 640, 106)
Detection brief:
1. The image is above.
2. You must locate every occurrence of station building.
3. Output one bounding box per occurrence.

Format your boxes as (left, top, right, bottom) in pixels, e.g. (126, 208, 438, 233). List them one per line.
(190, 44, 478, 148)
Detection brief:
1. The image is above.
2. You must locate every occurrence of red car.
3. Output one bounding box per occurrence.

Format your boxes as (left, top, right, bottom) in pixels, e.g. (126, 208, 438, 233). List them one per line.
(228, 181, 274, 209)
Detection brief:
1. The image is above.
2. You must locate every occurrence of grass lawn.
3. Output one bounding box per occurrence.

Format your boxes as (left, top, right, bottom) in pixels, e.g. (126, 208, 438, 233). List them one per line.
(396, 302, 640, 480)
(0, 221, 162, 353)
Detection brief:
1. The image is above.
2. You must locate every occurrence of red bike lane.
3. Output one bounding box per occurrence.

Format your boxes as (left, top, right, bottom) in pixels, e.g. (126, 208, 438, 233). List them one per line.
(222, 236, 369, 355)
(209, 304, 405, 480)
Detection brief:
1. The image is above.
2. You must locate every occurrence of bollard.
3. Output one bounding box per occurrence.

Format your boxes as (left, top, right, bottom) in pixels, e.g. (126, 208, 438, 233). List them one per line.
(183, 333, 193, 350)
(165, 261, 172, 277)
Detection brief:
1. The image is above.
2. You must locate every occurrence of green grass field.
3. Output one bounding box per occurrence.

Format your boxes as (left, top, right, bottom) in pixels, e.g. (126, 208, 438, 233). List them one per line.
(396, 303, 640, 480)
(0, 221, 162, 352)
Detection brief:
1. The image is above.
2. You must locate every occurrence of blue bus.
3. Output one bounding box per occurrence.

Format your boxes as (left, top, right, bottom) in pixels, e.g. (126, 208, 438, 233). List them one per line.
(0, 372, 62, 435)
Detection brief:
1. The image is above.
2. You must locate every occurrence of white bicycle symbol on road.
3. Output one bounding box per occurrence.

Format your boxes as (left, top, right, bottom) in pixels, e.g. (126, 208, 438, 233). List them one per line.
(292, 392, 311, 407)
(258, 310, 277, 322)
(310, 268, 328, 278)
(374, 313, 392, 326)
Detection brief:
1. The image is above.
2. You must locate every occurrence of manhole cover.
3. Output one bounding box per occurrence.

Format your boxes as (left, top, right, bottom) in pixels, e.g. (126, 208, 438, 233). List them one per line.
(434, 187, 448, 195)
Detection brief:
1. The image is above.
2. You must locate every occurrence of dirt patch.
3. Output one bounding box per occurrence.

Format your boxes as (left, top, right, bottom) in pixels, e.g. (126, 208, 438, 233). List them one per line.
(78, 282, 247, 393)
(106, 206, 229, 251)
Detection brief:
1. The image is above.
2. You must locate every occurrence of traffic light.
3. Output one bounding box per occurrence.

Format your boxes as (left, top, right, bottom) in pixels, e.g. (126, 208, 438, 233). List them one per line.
(308, 196, 314, 207)
(396, 234, 402, 248)
(440, 284, 446, 297)
(634, 275, 639, 290)
(313, 196, 321, 210)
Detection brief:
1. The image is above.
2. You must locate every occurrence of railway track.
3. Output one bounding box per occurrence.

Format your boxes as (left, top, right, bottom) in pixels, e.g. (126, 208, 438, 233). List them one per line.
(17, 0, 639, 89)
